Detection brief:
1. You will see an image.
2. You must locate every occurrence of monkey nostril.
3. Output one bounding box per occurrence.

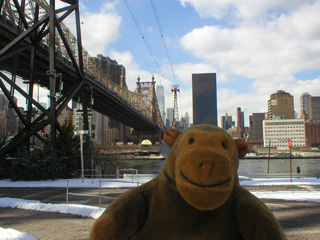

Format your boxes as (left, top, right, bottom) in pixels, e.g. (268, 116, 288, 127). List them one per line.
(199, 162, 214, 169)
(222, 141, 227, 149)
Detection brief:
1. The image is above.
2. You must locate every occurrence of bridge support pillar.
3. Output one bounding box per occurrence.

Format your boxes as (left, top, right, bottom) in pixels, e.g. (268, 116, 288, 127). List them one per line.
(49, 0, 57, 149)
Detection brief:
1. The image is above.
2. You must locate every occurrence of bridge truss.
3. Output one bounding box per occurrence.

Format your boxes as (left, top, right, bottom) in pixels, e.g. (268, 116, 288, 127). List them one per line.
(0, 0, 165, 155)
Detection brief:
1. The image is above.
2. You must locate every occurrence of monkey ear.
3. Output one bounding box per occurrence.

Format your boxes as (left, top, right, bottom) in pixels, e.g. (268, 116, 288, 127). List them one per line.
(234, 139, 248, 159)
(163, 129, 181, 148)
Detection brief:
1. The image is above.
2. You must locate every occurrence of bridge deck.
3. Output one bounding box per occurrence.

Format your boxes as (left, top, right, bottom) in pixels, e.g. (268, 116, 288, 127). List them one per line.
(0, 15, 159, 131)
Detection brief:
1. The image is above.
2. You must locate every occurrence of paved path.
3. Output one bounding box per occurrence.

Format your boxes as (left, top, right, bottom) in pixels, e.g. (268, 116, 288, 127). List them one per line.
(0, 208, 94, 240)
(0, 185, 320, 239)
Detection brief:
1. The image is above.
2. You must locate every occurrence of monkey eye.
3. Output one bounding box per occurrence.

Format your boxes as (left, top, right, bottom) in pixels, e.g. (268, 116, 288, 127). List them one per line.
(188, 137, 194, 144)
(222, 141, 227, 149)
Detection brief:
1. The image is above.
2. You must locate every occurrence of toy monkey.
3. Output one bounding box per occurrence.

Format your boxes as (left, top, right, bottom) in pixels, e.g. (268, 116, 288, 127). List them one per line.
(90, 125, 286, 240)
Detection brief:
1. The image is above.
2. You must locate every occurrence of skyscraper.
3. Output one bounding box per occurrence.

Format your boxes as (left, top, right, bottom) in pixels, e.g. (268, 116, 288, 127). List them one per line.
(192, 73, 217, 125)
(94, 111, 109, 145)
(300, 92, 311, 119)
(221, 113, 234, 130)
(156, 85, 165, 124)
(268, 90, 294, 119)
(184, 112, 190, 128)
(237, 107, 245, 138)
(166, 108, 174, 128)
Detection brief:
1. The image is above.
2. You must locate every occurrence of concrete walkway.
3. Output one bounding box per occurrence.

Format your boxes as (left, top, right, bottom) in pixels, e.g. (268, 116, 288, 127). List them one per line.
(0, 207, 94, 240)
(1, 186, 320, 239)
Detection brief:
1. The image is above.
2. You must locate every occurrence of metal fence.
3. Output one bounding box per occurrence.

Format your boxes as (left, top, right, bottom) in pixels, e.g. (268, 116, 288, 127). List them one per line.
(66, 178, 145, 209)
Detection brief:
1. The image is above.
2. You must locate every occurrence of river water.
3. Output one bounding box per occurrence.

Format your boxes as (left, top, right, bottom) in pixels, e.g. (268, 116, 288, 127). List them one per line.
(103, 158, 320, 177)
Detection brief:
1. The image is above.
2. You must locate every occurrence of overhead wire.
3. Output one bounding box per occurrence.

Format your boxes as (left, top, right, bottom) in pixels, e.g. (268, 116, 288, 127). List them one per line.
(123, 0, 165, 78)
(150, 0, 176, 82)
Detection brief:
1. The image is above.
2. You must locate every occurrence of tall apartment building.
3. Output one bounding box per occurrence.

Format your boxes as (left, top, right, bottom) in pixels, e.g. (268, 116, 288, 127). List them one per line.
(93, 54, 129, 144)
(249, 113, 266, 141)
(263, 119, 305, 148)
(94, 111, 109, 145)
(94, 54, 126, 86)
(156, 85, 165, 124)
(192, 73, 217, 125)
(221, 113, 234, 131)
(268, 90, 294, 119)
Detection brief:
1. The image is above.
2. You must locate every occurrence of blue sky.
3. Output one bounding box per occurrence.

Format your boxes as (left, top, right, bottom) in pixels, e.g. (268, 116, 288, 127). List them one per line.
(56, 0, 320, 126)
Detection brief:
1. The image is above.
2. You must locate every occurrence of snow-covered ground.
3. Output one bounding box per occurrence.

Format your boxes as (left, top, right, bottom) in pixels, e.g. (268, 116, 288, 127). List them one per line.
(0, 176, 320, 240)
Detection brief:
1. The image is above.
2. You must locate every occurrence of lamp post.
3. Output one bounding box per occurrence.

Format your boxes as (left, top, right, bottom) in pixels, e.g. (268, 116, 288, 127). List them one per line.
(288, 138, 292, 183)
(267, 139, 271, 174)
(75, 130, 88, 179)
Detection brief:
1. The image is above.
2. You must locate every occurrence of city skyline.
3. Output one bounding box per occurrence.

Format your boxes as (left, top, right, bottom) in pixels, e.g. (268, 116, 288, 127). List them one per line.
(5, 0, 320, 127)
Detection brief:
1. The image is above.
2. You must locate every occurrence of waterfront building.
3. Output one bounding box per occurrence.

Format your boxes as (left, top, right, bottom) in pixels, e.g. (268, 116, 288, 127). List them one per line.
(192, 73, 217, 125)
(156, 85, 165, 124)
(268, 90, 295, 120)
(310, 97, 320, 121)
(237, 107, 245, 138)
(300, 92, 320, 122)
(263, 119, 306, 148)
(221, 113, 234, 131)
(108, 128, 120, 145)
(305, 121, 320, 148)
(249, 113, 266, 142)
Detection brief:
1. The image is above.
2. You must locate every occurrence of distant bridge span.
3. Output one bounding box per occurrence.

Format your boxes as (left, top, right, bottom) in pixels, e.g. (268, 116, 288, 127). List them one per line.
(0, 0, 165, 155)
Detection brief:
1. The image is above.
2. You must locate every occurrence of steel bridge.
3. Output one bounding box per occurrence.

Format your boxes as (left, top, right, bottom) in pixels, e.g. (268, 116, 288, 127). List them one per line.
(0, 0, 165, 155)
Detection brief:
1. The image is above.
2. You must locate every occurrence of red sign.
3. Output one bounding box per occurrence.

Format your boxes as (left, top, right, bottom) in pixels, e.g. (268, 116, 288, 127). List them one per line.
(288, 138, 292, 149)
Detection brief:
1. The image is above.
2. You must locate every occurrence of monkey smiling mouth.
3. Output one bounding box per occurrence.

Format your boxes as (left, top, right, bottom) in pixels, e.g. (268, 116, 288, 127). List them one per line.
(180, 170, 232, 188)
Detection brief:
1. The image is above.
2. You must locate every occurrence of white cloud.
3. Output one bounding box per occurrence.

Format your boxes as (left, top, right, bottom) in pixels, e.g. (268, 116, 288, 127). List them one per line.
(177, 1, 320, 125)
(80, 2, 122, 56)
(174, 62, 217, 85)
(180, 0, 313, 23)
(181, 6, 320, 78)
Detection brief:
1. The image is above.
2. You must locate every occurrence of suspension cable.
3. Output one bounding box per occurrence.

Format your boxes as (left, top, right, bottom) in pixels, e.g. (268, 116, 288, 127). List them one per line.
(123, 0, 165, 78)
(150, 0, 176, 81)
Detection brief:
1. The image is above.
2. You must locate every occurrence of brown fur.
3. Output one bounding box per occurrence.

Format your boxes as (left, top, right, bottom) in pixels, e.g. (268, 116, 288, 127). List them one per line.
(90, 125, 286, 240)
